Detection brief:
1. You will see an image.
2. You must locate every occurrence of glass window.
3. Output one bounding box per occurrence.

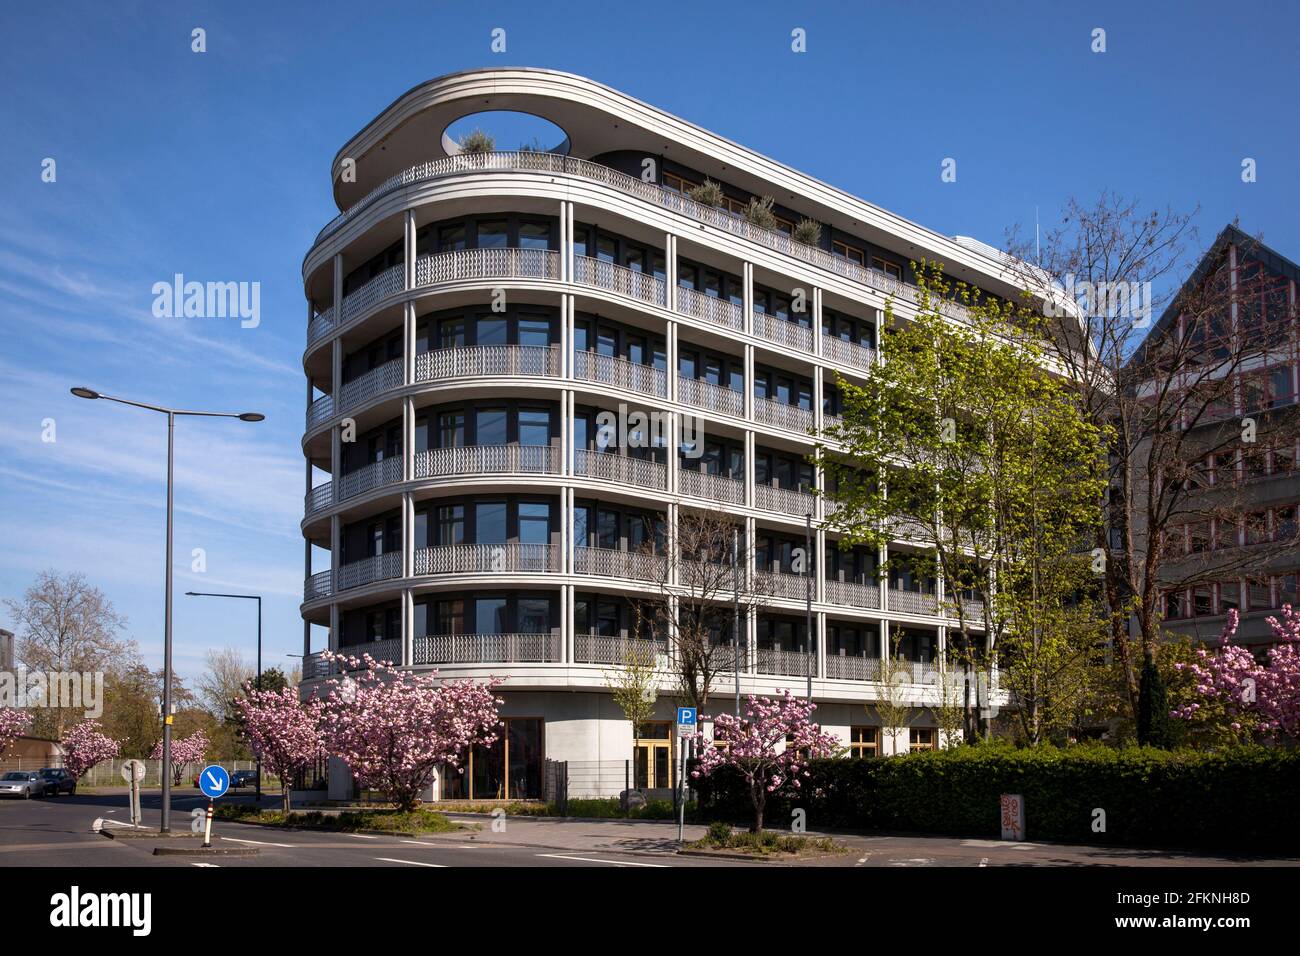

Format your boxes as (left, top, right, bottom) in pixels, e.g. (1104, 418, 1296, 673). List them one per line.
(596, 235, 616, 263)
(518, 409, 550, 446)
(476, 220, 508, 248)
(833, 240, 865, 265)
(518, 317, 550, 347)
(518, 222, 550, 250)
(476, 316, 507, 346)
(475, 501, 507, 544)
(517, 598, 550, 634)
(434, 599, 464, 635)
(872, 256, 902, 279)
(597, 509, 619, 550)
(474, 598, 507, 634)
(1219, 581, 1240, 614)
(909, 727, 936, 751)
(518, 502, 550, 545)
(439, 317, 465, 349)
(850, 726, 879, 758)
(574, 505, 590, 549)
(506, 719, 543, 800)
(436, 504, 464, 546)
(439, 224, 466, 251)
(596, 601, 620, 637)
(475, 408, 507, 445)
(438, 411, 465, 448)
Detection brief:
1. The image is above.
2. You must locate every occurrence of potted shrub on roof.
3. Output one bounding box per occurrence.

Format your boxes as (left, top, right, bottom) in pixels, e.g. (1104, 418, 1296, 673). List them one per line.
(793, 218, 822, 246)
(688, 179, 727, 208)
(745, 196, 778, 231)
(457, 128, 495, 155)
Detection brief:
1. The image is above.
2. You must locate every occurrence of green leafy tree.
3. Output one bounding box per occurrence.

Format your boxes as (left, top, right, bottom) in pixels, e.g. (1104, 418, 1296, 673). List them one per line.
(821, 261, 1107, 742)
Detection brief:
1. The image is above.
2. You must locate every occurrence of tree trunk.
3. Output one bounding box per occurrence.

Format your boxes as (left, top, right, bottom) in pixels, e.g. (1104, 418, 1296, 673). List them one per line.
(282, 778, 292, 815)
(752, 787, 765, 833)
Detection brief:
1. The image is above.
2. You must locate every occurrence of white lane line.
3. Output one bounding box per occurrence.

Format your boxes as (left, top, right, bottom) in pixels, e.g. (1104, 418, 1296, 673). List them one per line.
(375, 857, 446, 867)
(979, 857, 989, 867)
(191, 862, 219, 868)
(535, 853, 668, 868)
(221, 836, 296, 848)
(345, 833, 379, 840)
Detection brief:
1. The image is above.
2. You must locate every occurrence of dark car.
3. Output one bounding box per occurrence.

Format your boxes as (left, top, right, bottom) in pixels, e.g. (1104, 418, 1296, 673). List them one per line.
(230, 770, 259, 790)
(39, 768, 76, 796)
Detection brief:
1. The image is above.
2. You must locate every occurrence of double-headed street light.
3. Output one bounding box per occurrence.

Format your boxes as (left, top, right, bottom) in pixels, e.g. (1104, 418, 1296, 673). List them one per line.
(71, 387, 263, 833)
(185, 590, 262, 800)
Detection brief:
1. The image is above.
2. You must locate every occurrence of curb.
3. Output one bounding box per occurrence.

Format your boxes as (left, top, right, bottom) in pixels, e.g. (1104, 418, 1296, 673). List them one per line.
(101, 830, 204, 840)
(152, 846, 260, 857)
(212, 816, 472, 839)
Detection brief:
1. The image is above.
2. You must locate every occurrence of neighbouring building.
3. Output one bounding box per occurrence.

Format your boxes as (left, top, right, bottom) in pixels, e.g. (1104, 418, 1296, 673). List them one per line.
(297, 69, 1060, 799)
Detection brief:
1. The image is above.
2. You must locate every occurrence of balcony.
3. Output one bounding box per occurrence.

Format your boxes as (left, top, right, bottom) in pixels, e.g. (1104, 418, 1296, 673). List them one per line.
(415, 344, 561, 382)
(753, 396, 815, 433)
(573, 448, 667, 490)
(573, 350, 667, 397)
(678, 468, 745, 505)
(676, 286, 744, 331)
(414, 443, 559, 479)
(753, 483, 815, 517)
(305, 481, 334, 518)
(753, 311, 814, 352)
(413, 543, 560, 575)
(339, 358, 404, 413)
(573, 634, 669, 666)
(572, 256, 666, 306)
(310, 153, 967, 324)
(307, 306, 335, 346)
(304, 570, 333, 602)
(755, 569, 811, 602)
(820, 334, 877, 371)
(574, 546, 666, 582)
(415, 247, 560, 287)
(339, 455, 403, 500)
(413, 632, 561, 665)
(337, 551, 403, 591)
(825, 578, 881, 610)
(825, 654, 881, 682)
(677, 376, 743, 416)
(342, 264, 404, 323)
(754, 646, 814, 678)
(306, 394, 334, 430)
(888, 589, 939, 616)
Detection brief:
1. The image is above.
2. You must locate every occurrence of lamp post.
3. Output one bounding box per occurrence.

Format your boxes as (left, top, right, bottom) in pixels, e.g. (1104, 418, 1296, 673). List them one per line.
(71, 387, 263, 833)
(185, 591, 262, 800)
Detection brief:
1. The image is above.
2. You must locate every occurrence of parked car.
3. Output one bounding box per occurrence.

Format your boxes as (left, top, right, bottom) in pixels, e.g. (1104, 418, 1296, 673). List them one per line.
(0, 771, 46, 799)
(230, 770, 259, 790)
(39, 768, 76, 796)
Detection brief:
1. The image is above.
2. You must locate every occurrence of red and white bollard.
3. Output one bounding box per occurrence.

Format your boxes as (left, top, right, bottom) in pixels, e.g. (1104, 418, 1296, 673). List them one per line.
(202, 799, 214, 848)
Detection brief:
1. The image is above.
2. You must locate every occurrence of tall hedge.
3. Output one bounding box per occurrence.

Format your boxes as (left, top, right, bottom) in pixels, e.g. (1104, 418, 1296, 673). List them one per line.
(692, 745, 1300, 850)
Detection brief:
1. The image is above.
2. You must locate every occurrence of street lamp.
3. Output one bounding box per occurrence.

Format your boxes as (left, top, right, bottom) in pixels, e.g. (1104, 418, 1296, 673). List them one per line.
(71, 387, 263, 832)
(185, 591, 262, 801)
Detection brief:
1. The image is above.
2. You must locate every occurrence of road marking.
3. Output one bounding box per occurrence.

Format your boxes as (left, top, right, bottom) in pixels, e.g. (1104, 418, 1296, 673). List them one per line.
(886, 858, 934, 867)
(345, 833, 379, 840)
(375, 857, 446, 867)
(191, 862, 219, 868)
(221, 836, 295, 848)
(535, 854, 668, 868)
(979, 857, 989, 867)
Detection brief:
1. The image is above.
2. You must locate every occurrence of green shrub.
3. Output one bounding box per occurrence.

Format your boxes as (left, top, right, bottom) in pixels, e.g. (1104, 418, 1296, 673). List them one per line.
(707, 820, 733, 843)
(457, 128, 495, 154)
(687, 179, 726, 207)
(744, 196, 777, 230)
(793, 219, 822, 246)
(693, 745, 1300, 851)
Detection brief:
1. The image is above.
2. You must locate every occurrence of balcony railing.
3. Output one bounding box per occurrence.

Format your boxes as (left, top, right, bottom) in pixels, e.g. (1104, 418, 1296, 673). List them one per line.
(825, 578, 881, 609)
(415, 247, 560, 288)
(753, 483, 815, 517)
(888, 588, 939, 616)
(335, 638, 405, 667)
(677, 287, 744, 331)
(307, 306, 335, 346)
(340, 358, 404, 412)
(825, 654, 881, 682)
(304, 482, 334, 518)
(678, 468, 745, 505)
(302, 651, 332, 679)
(416, 344, 560, 382)
(573, 448, 667, 489)
(753, 311, 814, 351)
(820, 334, 878, 371)
(414, 443, 559, 479)
(574, 546, 666, 582)
(413, 632, 561, 665)
(304, 570, 333, 601)
(337, 551, 403, 591)
(946, 598, 987, 625)
(414, 543, 560, 575)
(572, 256, 666, 306)
(342, 265, 405, 323)
(754, 646, 813, 677)
(755, 570, 811, 602)
(573, 350, 667, 396)
(339, 455, 404, 500)
(573, 634, 669, 666)
(677, 376, 743, 416)
(306, 394, 334, 430)
(753, 397, 815, 433)
(312, 152, 973, 325)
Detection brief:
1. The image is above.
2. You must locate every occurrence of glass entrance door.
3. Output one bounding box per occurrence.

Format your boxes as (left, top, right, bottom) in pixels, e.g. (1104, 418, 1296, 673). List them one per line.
(633, 721, 672, 789)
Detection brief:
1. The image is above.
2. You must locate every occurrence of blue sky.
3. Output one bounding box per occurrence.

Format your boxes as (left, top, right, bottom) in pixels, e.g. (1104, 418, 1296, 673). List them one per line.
(1, 0, 1295, 684)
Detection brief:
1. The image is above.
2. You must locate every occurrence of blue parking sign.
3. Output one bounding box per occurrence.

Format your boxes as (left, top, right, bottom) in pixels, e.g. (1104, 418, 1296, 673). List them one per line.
(198, 765, 230, 799)
(676, 707, 697, 728)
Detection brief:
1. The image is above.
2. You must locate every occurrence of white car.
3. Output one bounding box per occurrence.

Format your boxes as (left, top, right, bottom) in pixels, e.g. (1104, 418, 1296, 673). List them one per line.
(0, 771, 45, 799)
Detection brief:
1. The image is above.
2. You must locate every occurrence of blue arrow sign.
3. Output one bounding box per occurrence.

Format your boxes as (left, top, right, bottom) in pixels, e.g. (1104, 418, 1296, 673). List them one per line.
(676, 707, 697, 727)
(198, 765, 230, 799)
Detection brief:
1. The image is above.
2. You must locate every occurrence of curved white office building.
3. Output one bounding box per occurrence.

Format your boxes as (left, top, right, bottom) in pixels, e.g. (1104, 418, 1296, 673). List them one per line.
(299, 68, 1031, 800)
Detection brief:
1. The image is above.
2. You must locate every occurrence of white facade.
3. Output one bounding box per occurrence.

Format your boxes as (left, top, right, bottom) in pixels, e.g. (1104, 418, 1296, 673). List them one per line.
(300, 69, 1026, 799)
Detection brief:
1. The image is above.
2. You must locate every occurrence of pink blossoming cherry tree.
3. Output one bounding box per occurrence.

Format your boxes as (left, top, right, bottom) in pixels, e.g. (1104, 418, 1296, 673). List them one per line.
(151, 730, 211, 786)
(236, 687, 325, 813)
(0, 708, 33, 759)
(60, 720, 120, 780)
(691, 690, 840, 832)
(318, 652, 503, 812)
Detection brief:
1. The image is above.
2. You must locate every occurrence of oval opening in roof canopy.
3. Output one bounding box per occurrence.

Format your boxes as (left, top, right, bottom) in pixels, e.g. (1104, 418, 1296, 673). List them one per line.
(441, 110, 570, 157)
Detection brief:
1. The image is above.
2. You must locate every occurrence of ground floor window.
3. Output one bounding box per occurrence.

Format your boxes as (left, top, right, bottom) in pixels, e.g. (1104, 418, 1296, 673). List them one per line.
(909, 727, 936, 752)
(850, 726, 879, 758)
(440, 717, 543, 800)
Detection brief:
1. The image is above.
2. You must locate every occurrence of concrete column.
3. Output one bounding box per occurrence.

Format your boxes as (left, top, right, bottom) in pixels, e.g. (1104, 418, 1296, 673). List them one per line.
(559, 200, 569, 283)
(567, 202, 576, 280)
(666, 320, 678, 402)
(667, 502, 679, 586)
(331, 338, 343, 404)
(560, 583, 570, 665)
(667, 401, 679, 495)
(402, 491, 414, 579)
(328, 602, 339, 653)
(402, 588, 414, 667)
(742, 262, 754, 334)
(665, 234, 677, 311)
(743, 343, 755, 420)
(332, 253, 343, 327)
(404, 303, 416, 385)
(561, 294, 573, 379)
(403, 397, 414, 483)
(405, 210, 416, 290)
(816, 610, 827, 680)
(815, 526, 826, 604)
(812, 287, 823, 357)
(744, 430, 755, 508)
